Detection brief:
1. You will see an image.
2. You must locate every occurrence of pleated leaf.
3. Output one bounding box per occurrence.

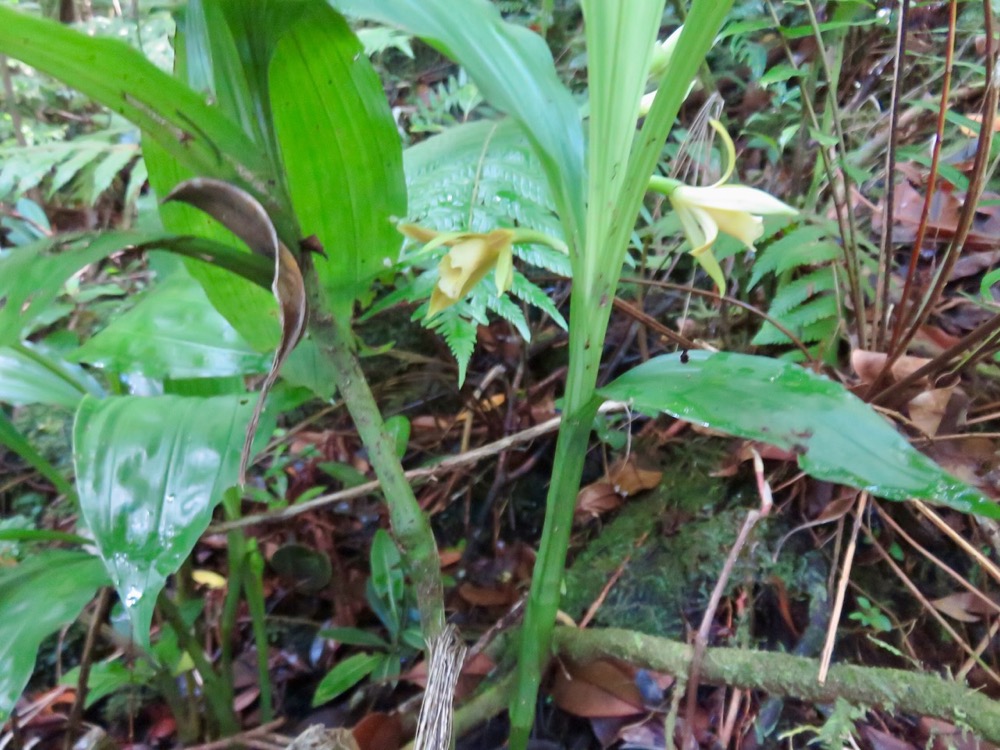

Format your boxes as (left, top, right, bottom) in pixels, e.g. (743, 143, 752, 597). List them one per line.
(270, 2, 406, 320)
(73, 394, 257, 645)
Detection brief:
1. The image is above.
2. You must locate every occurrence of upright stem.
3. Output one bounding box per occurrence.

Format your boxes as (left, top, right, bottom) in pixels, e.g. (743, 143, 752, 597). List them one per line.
(508, 288, 606, 748)
(303, 264, 445, 641)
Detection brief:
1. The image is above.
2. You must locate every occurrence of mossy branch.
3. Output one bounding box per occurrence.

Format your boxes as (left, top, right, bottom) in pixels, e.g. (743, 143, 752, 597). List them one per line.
(553, 627, 1000, 741)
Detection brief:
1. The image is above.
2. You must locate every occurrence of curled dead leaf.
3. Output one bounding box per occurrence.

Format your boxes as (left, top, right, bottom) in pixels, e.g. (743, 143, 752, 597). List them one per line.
(575, 481, 622, 524)
(851, 349, 932, 387)
(164, 178, 307, 485)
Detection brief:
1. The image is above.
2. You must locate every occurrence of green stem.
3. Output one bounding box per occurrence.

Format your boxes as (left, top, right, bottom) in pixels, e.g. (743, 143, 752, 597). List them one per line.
(157, 593, 238, 737)
(509, 283, 605, 747)
(508, 400, 598, 748)
(244, 539, 274, 722)
(508, 5, 734, 746)
(303, 263, 445, 642)
(219, 488, 245, 716)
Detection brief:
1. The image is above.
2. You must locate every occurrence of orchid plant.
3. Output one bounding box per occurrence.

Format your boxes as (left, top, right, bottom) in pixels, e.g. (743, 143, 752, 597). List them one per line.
(0, 2, 994, 749)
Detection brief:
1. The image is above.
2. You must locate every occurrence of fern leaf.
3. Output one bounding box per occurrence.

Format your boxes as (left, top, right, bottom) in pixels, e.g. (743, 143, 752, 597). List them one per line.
(511, 272, 567, 329)
(766, 267, 836, 317)
(752, 294, 838, 345)
(749, 224, 841, 288)
(428, 309, 478, 386)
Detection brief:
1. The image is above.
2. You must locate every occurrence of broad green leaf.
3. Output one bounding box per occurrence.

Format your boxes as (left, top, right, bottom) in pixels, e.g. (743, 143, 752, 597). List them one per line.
(0, 343, 99, 408)
(73, 394, 258, 645)
(0, 7, 281, 218)
(143, 14, 284, 352)
(183, 0, 270, 148)
(74, 274, 270, 380)
(270, 2, 406, 320)
(312, 652, 381, 706)
(598, 351, 998, 517)
(331, 0, 585, 253)
(0, 410, 73, 496)
(0, 550, 110, 723)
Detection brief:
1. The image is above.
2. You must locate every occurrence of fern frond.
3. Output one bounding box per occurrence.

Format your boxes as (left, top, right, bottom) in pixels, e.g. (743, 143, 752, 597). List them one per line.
(427, 309, 478, 386)
(749, 224, 841, 289)
(752, 295, 838, 345)
(766, 267, 836, 317)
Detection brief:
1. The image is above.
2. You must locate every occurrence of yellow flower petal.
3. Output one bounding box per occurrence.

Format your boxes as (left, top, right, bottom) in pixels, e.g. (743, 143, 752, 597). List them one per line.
(710, 208, 764, 250)
(398, 223, 440, 243)
(691, 246, 727, 296)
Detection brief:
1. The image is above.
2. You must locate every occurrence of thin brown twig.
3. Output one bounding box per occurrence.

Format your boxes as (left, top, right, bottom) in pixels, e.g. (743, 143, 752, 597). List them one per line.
(63, 588, 112, 750)
(818, 492, 867, 684)
(682, 449, 772, 748)
(886, 0, 956, 356)
(873, 0, 912, 350)
(864, 524, 1000, 686)
(877, 503, 1000, 619)
(884, 3, 998, 363)
(957, 615, 1000, 681)
(210, 402, 630, 533)
(872, 311, 1000, 405)
(911, 500, 1000, 585)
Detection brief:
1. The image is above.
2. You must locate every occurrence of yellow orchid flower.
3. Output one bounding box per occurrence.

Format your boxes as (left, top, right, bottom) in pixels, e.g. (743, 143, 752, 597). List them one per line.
(648, 120, 797, 294)
(399, 223, 567, 318)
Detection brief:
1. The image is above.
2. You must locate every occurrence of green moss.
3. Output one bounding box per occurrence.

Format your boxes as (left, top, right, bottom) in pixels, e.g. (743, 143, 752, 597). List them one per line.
(562, 439, 805, 639)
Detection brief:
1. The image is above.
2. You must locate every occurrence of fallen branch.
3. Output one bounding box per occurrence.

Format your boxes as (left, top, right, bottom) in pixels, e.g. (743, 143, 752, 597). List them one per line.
(209, 403, 628, 534)
(554, 627, 1000, 741)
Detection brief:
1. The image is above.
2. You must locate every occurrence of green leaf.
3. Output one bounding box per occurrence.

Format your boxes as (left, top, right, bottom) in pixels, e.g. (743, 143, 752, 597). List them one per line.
(0, 550, 110, 723)
(383, 415, 411, 460)
(598, 351, 998, 517)
(74, 274, 270, 380)
(0, 409, 73, 496)
(332, 0, 585, 252)
(404, 119, 563, 244)
(0, 7, 280, 217)
(0, 235, 108, 347)
(270, 2, 406, 320)
(61, 660, 156, 709)
(319, 626, 390, 649)
(73, 394, 258, 646)
(0, 343, 97, 408)
(370, 528, 404, 603)
(312, 652, 381, 706)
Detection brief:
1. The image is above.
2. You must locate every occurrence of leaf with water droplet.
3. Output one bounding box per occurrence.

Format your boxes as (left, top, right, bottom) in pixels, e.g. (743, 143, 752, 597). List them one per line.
(73, 394, 267, 646)
(598, 351, 999, 518)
